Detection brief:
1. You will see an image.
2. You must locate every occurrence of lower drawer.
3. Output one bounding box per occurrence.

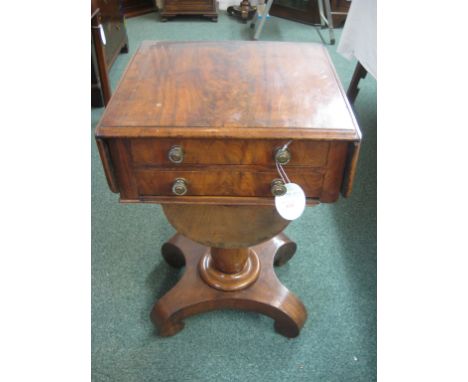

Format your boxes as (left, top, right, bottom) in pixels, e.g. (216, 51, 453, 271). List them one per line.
(134, 168, 325, 197)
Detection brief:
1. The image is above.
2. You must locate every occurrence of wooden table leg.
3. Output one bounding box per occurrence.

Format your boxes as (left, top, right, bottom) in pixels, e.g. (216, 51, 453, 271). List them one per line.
(91, 9, 112, 107)
(153, 233, 307, 338)
(347, 61, 368, 105)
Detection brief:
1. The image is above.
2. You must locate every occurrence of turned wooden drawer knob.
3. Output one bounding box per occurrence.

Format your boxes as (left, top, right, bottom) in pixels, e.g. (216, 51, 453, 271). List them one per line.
(271, 178, 287, 196)
(275, 147, 291, 165)
(168, 145, 184, 164)
(172, 178, 188, 196)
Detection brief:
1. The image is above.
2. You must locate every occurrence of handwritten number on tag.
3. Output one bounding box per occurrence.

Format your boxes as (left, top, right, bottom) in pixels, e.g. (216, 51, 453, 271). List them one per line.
(275, 183, 306, 221)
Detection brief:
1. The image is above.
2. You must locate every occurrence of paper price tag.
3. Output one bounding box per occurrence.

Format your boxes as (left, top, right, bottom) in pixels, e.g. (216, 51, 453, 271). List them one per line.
(99, 24, 106, 45)
(275, 183, 306, 221)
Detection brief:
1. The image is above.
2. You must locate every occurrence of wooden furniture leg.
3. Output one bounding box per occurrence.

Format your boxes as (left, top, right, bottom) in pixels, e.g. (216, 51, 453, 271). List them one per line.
(347, 61, 368, 105)
(272, 232, 297, 266)
(91, 8, 112, 107)
(152, 233, 307, 338)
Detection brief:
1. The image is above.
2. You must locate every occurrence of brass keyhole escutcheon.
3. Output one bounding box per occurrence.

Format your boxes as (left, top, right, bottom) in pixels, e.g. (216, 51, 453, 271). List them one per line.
(274, 147, 291, 165)
(172, 178, 188, 196)
(168, 145, 184, 164)
(271, 178, 287, 196)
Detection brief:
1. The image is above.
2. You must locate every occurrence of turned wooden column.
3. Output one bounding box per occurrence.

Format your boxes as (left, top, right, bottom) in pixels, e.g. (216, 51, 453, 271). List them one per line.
(199, 247, 261, 291)
(211, 247, 249, 274)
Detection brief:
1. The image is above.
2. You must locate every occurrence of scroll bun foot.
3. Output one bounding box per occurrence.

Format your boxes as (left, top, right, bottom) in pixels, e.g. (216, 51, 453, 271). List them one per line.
(161, 235, 186, 268)
(151, 304, 185, 337)
(272, 293, 307, 338)
(271, 233, 297, 266)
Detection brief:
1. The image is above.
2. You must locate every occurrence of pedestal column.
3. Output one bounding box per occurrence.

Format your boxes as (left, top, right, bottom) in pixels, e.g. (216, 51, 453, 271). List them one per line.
(199, 247, 261, 291)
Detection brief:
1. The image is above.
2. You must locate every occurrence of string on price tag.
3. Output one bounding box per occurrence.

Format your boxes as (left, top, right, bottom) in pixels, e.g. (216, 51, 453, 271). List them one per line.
(274, 141, 306, 221)
(99, 24, 106, 45)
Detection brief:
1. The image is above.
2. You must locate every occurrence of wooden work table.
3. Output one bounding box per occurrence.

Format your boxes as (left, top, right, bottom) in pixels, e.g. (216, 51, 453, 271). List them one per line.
(95, 41, 361, 338)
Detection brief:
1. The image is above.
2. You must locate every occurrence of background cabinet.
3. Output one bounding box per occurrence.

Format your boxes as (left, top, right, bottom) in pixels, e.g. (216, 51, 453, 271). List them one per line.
(91, 0, 129, 107)
(122, 0, 157, 18)
(161, 0, 218, 21)
(270, 0, 350, 26)
(270, 0, 320, 25)
(330, 0, 351, 27)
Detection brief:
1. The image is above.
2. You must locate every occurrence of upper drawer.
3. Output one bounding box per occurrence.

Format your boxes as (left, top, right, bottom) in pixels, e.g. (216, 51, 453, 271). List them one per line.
(130, 138, 330, 167)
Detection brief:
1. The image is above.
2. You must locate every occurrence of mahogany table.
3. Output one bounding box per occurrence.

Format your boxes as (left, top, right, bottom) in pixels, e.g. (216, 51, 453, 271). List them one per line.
(95, 41, 361, 338)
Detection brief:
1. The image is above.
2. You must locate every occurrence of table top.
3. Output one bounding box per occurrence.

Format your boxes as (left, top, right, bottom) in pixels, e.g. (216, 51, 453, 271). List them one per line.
(96, 40, 360, 141)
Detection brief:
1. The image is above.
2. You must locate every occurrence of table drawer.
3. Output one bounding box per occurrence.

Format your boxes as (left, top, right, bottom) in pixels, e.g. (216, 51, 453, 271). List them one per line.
(134, 168, 325, 198)
(130, 139, 330, 167)
(104, 138, 349, 204)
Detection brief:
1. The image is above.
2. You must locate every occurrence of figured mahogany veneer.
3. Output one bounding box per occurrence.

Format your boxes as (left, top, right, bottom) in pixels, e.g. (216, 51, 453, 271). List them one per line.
(95, 41, 361, 338)
(130, 139, 330, 167)
(100, 137, 350, 203)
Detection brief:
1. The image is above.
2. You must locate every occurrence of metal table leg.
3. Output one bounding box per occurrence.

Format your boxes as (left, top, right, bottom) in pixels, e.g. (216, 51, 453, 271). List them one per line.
(316, 0, 335, 45)
(251, 0, 335, 44)
(250, 0, 273, 40)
